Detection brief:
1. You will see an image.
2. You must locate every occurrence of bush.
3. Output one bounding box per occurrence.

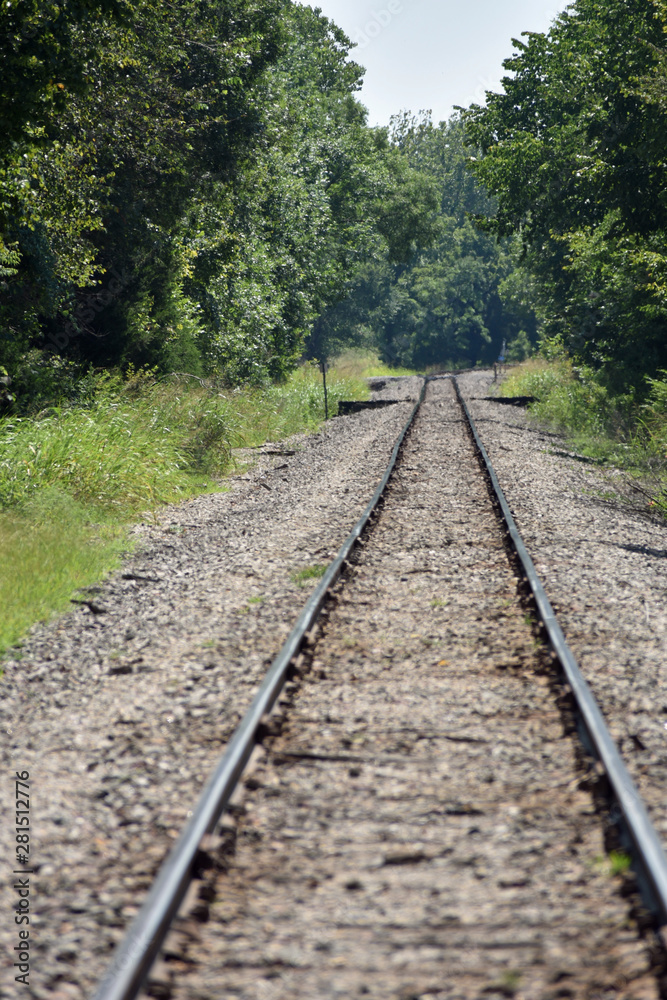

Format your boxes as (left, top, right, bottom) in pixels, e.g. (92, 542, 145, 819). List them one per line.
(0, 359, 371, 651)
(500, 346, 667, 515)
(500, 352, 611, 437)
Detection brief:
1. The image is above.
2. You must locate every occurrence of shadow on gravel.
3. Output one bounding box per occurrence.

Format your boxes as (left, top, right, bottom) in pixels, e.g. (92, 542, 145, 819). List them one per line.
(471, 413, 563, 438)
(337, 399, 409, 416)
(548, 449, 607, 465)
(613, 542, 667, 559)
(482, 395, 537, 407)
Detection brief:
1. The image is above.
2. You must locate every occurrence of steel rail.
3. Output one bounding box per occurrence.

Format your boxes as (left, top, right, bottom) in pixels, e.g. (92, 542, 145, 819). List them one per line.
(92, 380, 428, 1000)
(453, 376, 667, 929)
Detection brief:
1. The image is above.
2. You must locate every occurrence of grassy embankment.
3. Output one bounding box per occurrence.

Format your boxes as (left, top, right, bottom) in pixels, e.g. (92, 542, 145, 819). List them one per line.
(0, 352, 412, 654)
(499, 347, 667, 514)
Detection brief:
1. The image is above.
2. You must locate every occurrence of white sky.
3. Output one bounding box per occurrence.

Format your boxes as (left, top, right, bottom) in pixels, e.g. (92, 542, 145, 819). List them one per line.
(303, 0, 571, 126)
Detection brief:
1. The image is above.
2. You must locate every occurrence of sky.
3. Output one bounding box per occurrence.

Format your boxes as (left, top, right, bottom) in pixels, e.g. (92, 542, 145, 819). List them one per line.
(303, 0, 571, 126)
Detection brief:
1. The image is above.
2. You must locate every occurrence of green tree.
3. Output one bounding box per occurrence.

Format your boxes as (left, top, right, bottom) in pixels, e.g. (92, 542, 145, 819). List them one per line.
(370, 115, 538, 370)
(463, 0, 667, 391)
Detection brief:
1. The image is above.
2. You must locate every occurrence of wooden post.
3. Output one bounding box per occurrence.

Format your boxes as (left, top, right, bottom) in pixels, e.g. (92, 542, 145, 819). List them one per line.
(320, 359, 329, 420)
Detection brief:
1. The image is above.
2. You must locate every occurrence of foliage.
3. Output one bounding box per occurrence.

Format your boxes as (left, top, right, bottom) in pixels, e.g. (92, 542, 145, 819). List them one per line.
(224, 362, 369, 447)
(341, 114, 541, 371)
(0, 2, 441, 395)
(463, 0, 667, 392)
(499, 354, 613, 438)
(0, 359, 367, 651)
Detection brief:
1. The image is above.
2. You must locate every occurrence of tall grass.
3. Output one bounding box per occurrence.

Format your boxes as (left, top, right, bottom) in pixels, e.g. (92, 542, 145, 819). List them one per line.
(499, 356, 614, 440)
(499, 350, 667, 514)
(0, 364, 370, 514)
(0, 360, 371, 652)
(331, 348, 417, 380)
(222, 362, 370, 448)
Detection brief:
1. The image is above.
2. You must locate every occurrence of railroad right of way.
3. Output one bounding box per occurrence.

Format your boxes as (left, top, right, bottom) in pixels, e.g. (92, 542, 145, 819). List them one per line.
(148, 376, 664, 1000)
(457, 370, 667, 855)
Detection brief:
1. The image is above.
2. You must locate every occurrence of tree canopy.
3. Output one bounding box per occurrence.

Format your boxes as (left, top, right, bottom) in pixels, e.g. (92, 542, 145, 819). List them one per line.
(463, 0, 667, 393)
(1, 0, 547, 402)
(319, 113, 539, 371)
(0, 0, 444, 396)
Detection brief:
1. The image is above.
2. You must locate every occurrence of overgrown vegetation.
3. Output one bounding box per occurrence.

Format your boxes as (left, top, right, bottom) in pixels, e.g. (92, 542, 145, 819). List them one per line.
(0, 1, 439, 393)
(500, 345, 667, 515)
(464, 0, 667, 397)
(0, 359, 370, 652)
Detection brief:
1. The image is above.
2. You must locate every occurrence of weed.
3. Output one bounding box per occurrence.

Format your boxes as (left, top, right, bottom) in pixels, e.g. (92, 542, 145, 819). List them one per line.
(608, 851, 632, 875)
(291, 564, 328, 587)
(593, 851, 632, 877)
(430, 598, 448, 609)
(497, 970, 522, 996)
(236, 594, 266, 615)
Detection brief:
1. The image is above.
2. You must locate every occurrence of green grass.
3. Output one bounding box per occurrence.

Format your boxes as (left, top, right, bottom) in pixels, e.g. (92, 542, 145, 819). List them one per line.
(0, 361, 373, 653)
(608, 851, 632, 876)
(499, 352, 667, 515)
(331, 348, 417, 380)
(593, 851, 633, 877)
(291, 564, 328, 588)
(499, 356, 613, 440)
(223, 362, 370, 447)
(0, 489, 128, 653)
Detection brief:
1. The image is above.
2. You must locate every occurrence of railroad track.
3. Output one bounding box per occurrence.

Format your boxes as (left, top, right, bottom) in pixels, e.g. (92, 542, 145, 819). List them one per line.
(94, 376, 667, 1000)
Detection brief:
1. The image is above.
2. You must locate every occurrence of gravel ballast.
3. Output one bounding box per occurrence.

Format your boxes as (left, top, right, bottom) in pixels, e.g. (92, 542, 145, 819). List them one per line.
(161, 377, 660, 1000)
(0, 379, 422, 999)
(458, 370, 667, 846)
(1, 370, 666, 998)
